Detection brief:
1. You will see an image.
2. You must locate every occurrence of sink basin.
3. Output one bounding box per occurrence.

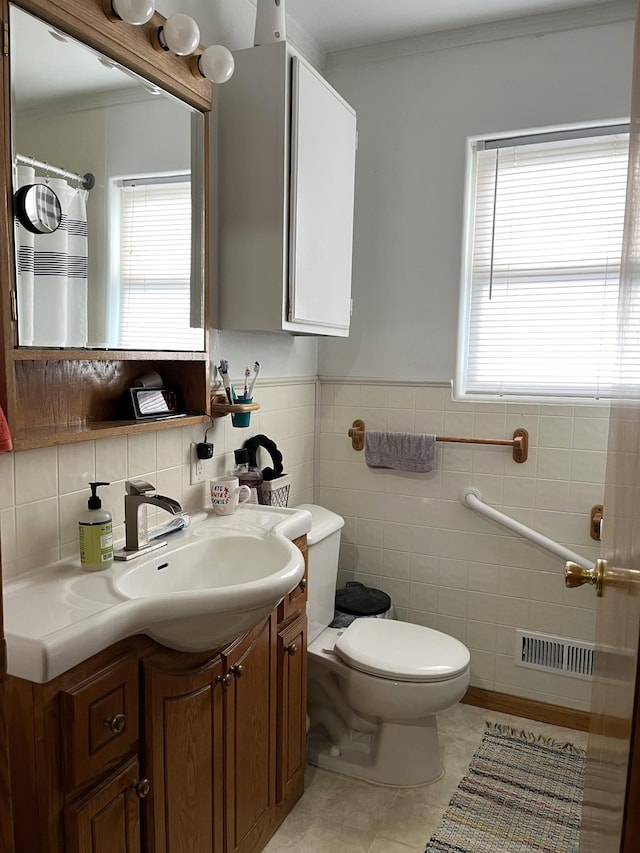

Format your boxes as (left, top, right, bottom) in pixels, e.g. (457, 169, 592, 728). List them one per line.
(3, 505, 311, 682)
(112, 530, 304, 652)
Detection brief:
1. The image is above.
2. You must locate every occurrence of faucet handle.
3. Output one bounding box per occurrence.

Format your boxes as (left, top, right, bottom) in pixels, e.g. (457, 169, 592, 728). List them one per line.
(126, 479, 156, 496)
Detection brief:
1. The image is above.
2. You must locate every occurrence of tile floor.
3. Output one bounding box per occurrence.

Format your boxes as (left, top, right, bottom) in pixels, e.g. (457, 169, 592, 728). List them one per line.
(264, 702, 589, 853)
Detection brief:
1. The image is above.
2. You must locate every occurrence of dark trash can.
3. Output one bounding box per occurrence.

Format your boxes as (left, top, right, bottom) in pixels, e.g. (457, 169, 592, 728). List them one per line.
(330, 581, 394, 628)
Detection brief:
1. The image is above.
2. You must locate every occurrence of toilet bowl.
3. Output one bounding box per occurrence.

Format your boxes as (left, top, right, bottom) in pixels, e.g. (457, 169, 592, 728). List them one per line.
(300, 503, 471, 787)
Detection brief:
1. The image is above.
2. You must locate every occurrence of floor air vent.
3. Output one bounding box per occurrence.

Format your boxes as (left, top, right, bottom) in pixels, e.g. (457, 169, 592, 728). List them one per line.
(515, 630, 594, 680)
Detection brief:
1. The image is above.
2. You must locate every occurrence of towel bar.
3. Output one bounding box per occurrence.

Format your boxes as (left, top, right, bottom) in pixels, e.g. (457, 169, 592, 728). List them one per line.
(347, 420, 528, 463)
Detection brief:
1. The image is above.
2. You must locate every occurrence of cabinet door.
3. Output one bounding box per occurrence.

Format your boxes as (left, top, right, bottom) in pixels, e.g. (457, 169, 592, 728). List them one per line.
(277, 535, 308, 625)
(64, 757, 141, 853)
(288, 56, 357, 336)
(224, 616, 276, 853)
(277, 615, 307, 805)
(143, 654, 225, 853)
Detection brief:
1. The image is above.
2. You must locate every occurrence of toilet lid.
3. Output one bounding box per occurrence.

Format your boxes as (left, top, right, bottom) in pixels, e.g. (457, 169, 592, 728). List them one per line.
(334, 619, 470, 683)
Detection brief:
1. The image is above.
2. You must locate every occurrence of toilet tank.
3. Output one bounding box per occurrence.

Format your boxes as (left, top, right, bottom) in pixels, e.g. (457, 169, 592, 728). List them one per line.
(296, 504, 344, 643)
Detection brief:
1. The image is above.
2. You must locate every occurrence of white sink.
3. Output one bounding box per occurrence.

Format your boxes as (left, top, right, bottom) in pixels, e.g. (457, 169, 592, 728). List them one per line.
(112, 530, 303, 651)
(3, 505, 311, 682)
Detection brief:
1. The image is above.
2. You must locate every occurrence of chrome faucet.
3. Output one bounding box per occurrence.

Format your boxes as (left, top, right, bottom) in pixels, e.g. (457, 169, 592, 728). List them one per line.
(123, 479, 182, 553)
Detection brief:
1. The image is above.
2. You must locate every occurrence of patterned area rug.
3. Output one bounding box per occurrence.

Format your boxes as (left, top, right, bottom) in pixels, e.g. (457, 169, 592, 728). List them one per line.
(425, 723, 586, 853)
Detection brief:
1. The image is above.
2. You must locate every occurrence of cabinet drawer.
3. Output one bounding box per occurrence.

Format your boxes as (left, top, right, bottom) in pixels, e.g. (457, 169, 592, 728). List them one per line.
(60, 654, 139, 791)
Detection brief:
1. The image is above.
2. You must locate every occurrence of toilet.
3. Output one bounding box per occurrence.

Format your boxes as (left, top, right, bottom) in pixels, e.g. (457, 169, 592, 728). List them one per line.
(300, 504, 471, 787)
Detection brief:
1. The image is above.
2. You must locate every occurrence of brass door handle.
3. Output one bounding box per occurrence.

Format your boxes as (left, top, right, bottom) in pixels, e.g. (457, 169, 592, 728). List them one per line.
(565, 560, 605, 596)
(230, 664, 244, 679)
(216, 673, 232, 689)
(565, 559, 640, 597)
(106, 714, 126, 734)
(285, 643, 298, 656)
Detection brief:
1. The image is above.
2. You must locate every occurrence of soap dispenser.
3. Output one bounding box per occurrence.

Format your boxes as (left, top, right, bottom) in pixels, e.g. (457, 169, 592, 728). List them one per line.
(79, 482, 114, 571)
(233, 448, 263, 504)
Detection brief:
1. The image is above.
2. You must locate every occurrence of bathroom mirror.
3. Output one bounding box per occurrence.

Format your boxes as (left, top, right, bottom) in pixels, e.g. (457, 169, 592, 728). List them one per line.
(9, 4, 206, 352)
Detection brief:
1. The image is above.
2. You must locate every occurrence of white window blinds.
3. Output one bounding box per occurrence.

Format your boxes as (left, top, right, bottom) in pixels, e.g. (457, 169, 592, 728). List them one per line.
(118, 177, 203, 351)
(458, 127, 630, 400)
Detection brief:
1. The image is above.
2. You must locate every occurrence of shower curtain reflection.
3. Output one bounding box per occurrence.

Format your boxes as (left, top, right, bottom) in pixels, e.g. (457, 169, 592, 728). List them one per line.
(14, 164, 89, 347)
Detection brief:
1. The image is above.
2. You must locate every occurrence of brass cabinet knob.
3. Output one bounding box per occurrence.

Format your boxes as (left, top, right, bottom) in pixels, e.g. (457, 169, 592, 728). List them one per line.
(298, 578, 307, 592)
(106, 714, 127, 734)
(216, 673, 232, 689)
(230, 664, 244, 679)
(132, 778, 151, 799)
(285, 643, 298, 657)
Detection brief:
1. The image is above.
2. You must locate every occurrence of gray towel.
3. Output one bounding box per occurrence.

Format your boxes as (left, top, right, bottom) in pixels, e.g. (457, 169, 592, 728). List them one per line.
(364, 431, 436, 473)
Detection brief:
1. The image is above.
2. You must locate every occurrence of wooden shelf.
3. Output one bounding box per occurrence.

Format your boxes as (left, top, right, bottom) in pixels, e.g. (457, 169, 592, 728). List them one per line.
(210, 394, 260, 418)
(11, 348, 208, 362)
(11, 414, 209, 451)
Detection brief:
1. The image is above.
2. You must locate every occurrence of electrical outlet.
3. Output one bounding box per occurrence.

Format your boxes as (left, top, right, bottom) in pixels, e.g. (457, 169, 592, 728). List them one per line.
(190, 443, 206, 485)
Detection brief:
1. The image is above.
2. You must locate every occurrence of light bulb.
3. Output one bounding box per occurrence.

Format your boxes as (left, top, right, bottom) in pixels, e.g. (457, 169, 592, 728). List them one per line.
(198, 45, 235, 84)
(158, 14, 200, 56)
(111, 0, 155, 26)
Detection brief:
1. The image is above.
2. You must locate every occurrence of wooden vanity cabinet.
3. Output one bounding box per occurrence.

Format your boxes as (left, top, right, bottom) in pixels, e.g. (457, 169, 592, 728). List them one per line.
(6, 537, 309, 853)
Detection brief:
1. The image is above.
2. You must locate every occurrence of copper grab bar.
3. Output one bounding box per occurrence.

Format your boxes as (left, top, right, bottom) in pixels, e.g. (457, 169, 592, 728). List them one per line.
(347, 420, 528, 463)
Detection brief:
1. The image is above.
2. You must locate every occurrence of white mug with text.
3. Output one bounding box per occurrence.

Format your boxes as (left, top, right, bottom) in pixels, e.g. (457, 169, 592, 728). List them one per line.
(210, 476, 251, 516)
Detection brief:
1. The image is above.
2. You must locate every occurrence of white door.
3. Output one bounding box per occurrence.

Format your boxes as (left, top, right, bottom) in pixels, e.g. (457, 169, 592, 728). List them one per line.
(576, 11, 640, 851)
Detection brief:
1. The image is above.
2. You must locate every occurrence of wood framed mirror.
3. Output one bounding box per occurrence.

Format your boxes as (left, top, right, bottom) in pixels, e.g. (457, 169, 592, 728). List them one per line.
(0, 0, 213, 449)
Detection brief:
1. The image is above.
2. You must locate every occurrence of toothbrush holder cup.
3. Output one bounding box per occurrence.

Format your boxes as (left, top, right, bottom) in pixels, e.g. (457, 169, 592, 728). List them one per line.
(231, 397, 253, 428)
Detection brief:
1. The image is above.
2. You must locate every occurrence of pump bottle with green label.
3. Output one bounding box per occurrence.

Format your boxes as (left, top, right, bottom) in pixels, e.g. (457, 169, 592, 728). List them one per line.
(79, 482, 114, 571)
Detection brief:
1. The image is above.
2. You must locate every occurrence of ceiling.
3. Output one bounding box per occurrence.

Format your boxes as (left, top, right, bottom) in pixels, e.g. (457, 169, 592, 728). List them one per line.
(283, 0, 627, 52)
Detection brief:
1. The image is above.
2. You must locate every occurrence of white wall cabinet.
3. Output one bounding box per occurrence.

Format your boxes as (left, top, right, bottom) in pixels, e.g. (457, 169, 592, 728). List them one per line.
(217, 43, 357, 337)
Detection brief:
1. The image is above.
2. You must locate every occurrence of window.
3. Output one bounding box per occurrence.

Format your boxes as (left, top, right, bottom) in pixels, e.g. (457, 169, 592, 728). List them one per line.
(456, 125, 630, 401)
(117, 175, 202, 351)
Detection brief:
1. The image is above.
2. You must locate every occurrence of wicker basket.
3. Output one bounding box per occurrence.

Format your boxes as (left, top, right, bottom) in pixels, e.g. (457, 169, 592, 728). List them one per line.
(258, 474, 291, 507)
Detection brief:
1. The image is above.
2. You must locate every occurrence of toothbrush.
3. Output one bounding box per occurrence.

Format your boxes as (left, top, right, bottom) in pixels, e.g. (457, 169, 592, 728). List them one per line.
(243, 367, 251, 400)
(247, 361, 260, 399)
(219, 360, 233, 405)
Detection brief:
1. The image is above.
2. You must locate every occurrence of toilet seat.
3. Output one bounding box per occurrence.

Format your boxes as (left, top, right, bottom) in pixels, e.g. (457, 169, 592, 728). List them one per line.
(334, 619, 470, 683)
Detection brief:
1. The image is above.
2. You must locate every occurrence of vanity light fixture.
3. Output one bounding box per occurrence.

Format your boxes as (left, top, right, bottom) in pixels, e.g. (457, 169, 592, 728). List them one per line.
(104, 1, 234, 84)
(197, 44, 235, 85)
(109, 0, 155, 26)
(157, 14, 200, 56)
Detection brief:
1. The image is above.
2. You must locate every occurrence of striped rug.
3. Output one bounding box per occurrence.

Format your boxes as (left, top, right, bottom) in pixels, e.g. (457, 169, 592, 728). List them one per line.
(425, 723, 586, 853)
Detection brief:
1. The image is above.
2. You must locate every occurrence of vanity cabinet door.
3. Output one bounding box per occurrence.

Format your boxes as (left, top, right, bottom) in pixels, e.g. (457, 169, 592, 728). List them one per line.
(223, 615, 277, 853)
(276, 615, 307, 805)
(142, 653, 225, 853)
(277, 535, 308, 624)
(64, 757, 141, 853)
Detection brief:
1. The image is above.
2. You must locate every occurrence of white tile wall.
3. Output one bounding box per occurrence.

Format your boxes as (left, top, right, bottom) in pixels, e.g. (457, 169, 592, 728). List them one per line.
(320, 381, 606, 711)
(0, 376, 606, 711)
(0, 380, 316, 579)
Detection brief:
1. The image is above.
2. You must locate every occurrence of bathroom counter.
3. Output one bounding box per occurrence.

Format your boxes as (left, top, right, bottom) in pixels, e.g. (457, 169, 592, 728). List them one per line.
(3, 504, 312, 683)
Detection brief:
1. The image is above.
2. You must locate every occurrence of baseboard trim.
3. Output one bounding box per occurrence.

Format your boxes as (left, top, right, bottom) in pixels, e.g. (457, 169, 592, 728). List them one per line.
(462, 686, 591, 732)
